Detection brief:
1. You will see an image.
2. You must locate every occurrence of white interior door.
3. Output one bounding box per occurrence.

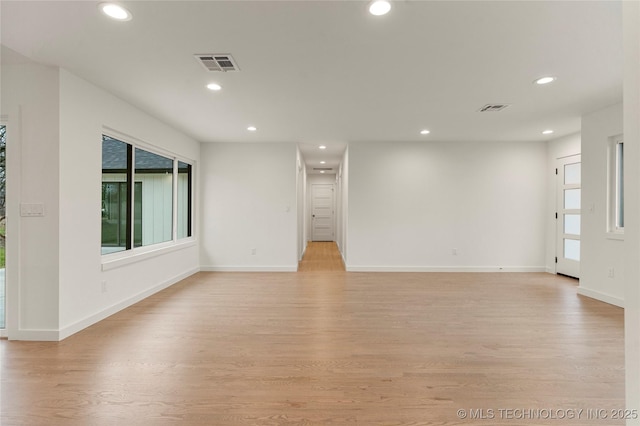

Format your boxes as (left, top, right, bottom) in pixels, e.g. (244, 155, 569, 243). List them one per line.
(556, 154, 581, 278)
(311, 184, 334, 241)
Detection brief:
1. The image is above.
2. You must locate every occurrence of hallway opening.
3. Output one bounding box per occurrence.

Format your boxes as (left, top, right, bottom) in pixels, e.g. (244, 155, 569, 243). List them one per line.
(298, 241, 345, 272)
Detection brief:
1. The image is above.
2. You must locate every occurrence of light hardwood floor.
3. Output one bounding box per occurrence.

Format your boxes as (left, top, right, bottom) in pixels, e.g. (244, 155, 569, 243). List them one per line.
(298, 242, 346, 272)
(0, 268, 624, 424)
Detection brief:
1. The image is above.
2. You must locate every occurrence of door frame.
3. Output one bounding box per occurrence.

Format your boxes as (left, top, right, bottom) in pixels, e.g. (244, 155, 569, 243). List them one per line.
(556, 154, 581, 278)
(309, 183, 336, 242)
(1, 110, 18, 338)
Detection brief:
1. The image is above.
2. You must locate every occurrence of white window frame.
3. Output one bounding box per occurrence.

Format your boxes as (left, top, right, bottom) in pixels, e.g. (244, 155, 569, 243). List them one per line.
(101, 128, 196, 270)
(607, 134, 624, 239)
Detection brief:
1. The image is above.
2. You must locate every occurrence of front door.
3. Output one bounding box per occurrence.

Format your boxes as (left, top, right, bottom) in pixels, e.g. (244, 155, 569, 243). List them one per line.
(311, 184, 334, 241)
(556, 154, 581, 278)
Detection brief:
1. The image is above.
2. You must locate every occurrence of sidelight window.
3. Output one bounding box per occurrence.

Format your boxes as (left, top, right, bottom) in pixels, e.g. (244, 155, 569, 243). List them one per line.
(607, 135, 624, 235)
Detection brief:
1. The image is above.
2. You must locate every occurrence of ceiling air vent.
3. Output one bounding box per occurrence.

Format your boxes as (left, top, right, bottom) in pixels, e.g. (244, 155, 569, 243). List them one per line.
(194, 54, 239, 72)
(478, 104, 510, 112)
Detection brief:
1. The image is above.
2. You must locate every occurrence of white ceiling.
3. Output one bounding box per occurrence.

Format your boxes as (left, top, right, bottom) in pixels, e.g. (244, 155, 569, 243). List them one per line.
(0, 1, 623, 173)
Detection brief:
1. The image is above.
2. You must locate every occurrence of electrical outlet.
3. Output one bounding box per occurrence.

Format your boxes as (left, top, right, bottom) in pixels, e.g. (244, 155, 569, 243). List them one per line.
(251, 248, 257, 255)
(452, 248, 458, 256)
(608, 268, 615, 278)
(101, 280, 108, 293)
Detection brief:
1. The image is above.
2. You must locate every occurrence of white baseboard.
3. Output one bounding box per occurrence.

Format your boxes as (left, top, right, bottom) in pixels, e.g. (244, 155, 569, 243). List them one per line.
(58, 267, 200, 340)
(299, 243, 307, 262)
(201, 266, 298, 272)
(577, 286, 625, 308)
(545, 266, 556, 274)
(9, 329, 60, 341)
(345, 265, 547, 273)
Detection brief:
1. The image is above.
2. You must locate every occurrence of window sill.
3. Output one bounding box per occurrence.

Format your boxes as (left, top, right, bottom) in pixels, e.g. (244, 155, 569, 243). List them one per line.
(606, 232, 625, 241)
(101, 239, 196, 271)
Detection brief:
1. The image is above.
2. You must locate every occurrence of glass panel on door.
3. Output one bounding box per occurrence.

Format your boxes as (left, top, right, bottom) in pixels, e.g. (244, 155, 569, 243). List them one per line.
(564, 162, 581, 185)
(564, 214, 580, 236)
(564, 239, 580, 261)
(564, 189, 581, 210)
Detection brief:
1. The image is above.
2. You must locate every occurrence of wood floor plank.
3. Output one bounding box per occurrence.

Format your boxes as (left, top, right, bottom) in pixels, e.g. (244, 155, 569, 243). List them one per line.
(0, 272, 624, 425)
(298, 242, 345, 272)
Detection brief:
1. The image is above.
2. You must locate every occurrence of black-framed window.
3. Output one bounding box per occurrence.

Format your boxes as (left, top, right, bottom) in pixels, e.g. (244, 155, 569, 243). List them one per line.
(134, 147, 174, 246)
(101, 134, 193, 255)
(608, 136, 624, 234)
(616, 141, 624, 229)
(101, 136, 131, 254)
(177, 161, 192, 239)
(101, 181, 142, 250)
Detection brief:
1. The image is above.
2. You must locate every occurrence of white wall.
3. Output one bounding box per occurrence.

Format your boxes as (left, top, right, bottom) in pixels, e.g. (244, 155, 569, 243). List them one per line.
(296, 148, 307, 261)
(57, 69, 200, 339)
(579, 103, 624, 307)
(545, 132, 581, 273)
(623, 1, 640, 421)
(1, 51, 201, 340)
(307, 174, 336, 185)
(337, 148, 349, 263)
(346, 141, 547, 271)
(200, 142, 298, 271)
(1, 50, 61, 337)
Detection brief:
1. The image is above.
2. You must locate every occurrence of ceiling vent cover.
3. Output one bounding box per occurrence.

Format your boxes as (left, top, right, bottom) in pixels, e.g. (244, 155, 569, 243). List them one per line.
(195, 54, 239, 72)
(478, 104, 510, 112)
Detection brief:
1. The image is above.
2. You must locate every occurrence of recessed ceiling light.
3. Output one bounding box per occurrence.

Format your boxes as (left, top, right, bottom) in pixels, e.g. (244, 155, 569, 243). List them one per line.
(319, 145, 327, 150)
(206, 83, 222, 91)
(320, 171, 325, 174)
(320, 161, 326, 164)
(369, 0, 391, 16)
(542, 129, 554, 135)
(534, 76, 556, 85)
(99, 3, 132, 21)
(420, 129, 430, 135)
(247, 126, 257, 132)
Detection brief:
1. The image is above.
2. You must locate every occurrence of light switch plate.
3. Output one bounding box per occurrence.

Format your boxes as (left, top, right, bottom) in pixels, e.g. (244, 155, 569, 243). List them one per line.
(20, 203, 45, 217)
